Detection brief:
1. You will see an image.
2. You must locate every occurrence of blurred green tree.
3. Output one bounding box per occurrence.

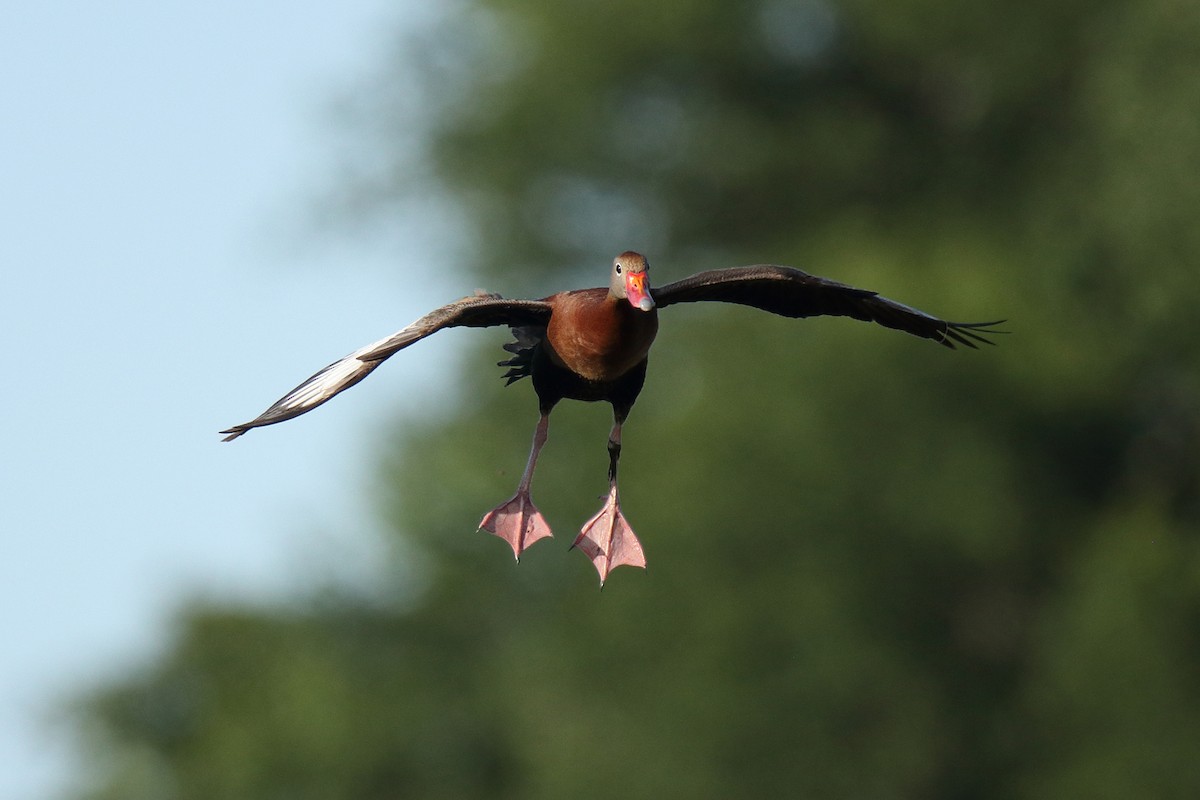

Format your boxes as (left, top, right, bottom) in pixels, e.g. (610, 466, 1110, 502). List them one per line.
(74, 0, 1200, 798)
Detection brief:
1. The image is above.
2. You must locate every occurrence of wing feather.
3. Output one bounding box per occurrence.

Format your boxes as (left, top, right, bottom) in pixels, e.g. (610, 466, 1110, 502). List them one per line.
(221, 293, 552, 440)
(654, 266, 1003, 348)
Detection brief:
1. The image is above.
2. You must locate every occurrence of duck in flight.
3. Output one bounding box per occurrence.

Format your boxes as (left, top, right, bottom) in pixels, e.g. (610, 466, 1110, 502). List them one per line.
(222, 252, 1002, 584)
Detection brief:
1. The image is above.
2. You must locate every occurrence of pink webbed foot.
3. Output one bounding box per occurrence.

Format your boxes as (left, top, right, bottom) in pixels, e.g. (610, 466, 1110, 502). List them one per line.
(571, 487, 646, 585)
(479, 491, 553, 560)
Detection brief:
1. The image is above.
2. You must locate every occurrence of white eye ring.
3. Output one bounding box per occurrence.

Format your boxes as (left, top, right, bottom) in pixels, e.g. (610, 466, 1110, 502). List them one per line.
(615, 264, 623, 274)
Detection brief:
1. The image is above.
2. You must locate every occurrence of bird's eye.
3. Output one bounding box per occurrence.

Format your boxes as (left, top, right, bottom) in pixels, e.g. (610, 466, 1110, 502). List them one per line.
(615, 264, 623, 274)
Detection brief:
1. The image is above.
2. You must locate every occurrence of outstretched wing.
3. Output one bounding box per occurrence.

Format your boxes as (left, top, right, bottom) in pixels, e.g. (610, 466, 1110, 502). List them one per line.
(654, 266, 1003, 349)
(221, 293, 552, 441)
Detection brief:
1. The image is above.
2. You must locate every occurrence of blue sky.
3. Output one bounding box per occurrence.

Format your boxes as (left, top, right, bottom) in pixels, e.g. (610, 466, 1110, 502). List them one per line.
(1, 4, 464, 797)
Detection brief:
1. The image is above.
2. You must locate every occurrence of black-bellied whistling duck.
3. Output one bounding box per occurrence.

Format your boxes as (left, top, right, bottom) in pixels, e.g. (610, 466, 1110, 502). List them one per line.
(222, 252, 1001, 584)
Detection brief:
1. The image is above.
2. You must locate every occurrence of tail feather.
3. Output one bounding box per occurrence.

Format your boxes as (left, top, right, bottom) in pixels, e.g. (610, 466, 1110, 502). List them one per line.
(497, 325, 544, 385)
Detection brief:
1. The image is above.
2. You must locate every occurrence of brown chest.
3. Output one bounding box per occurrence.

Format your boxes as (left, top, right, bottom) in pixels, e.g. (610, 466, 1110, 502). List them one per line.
(545, 291, 659, 382)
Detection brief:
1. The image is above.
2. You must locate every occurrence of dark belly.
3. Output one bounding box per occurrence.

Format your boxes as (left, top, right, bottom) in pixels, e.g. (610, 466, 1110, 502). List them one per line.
(532, 350, 649, 413)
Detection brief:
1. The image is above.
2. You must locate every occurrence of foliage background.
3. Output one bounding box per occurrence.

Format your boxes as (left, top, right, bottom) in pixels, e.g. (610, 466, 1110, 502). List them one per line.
(74, 1, 1200, 798)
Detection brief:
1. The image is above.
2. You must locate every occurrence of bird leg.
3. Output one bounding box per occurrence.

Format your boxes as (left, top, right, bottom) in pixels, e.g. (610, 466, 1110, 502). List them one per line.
(572, 421, 646, 585)
(479, 413, 553, 560)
